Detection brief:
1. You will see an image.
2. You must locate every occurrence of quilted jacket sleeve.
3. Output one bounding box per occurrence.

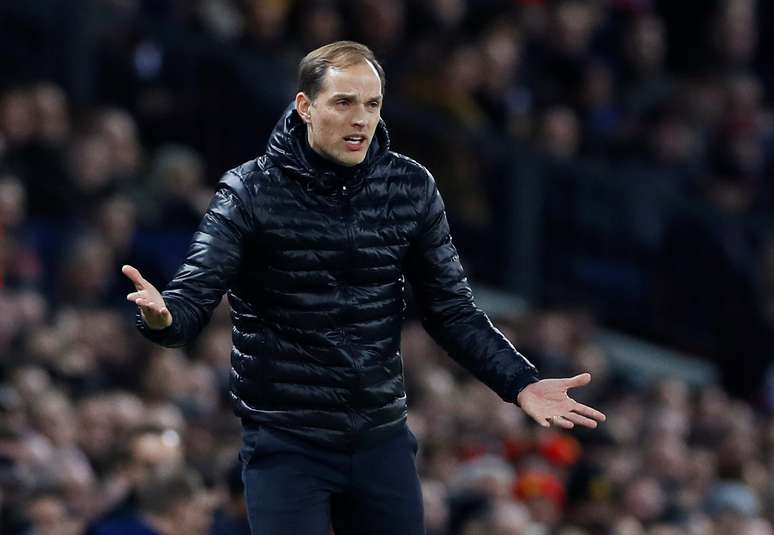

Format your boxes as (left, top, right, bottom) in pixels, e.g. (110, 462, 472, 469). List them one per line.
(405, 171, 539, 402)
(136, 171, 253, 347)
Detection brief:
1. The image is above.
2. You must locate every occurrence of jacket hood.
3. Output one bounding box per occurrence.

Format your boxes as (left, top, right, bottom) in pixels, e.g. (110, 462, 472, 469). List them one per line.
(265, 102, 390, 194)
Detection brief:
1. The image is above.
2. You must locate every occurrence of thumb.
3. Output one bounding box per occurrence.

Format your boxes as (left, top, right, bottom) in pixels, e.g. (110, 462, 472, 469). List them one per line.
(564, 372, 592, 389)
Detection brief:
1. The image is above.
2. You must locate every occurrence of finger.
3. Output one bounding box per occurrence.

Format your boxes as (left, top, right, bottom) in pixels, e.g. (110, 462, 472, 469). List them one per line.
(565, 411, 598, 428)
(572, 402, 606, 422)
(127, 294, 154, 309)
(136, 299, 165, 316)
(530, 413, 551, 428)
(550, 415, 574, 429)
(135, 298, 158, 311)
(564, 373, 592, 389)
(149, 303, 169, 317)
(122, 265, 146, 291)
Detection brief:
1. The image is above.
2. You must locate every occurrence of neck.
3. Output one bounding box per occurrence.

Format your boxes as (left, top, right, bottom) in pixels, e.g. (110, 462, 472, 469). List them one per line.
(305, 130, 336, 164)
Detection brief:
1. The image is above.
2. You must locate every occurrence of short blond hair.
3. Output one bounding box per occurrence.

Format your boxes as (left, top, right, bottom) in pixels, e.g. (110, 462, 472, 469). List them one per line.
(298, 41, 386, 100)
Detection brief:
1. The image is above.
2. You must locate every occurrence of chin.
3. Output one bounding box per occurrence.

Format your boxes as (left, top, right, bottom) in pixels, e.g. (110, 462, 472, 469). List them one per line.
(339, 154, 366, 167)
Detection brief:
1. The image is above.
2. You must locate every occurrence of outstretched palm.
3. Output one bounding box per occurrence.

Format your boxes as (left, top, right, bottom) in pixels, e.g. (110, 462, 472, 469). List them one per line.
(122, 265, 173, 330)
(516, 373, 606, 429)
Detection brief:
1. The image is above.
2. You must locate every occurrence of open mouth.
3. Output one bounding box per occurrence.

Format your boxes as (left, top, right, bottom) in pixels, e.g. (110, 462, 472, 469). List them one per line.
(343, 135, 367, 151)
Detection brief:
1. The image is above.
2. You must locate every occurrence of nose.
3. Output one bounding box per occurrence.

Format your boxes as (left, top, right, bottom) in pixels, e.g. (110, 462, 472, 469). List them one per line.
(352, 105, 368, 129)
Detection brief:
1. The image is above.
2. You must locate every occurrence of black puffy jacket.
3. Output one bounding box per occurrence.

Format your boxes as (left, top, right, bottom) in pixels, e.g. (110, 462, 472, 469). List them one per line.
(137, 105, 539, 449)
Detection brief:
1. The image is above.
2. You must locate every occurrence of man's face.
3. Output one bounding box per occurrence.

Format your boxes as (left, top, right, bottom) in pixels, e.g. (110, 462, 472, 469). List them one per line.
(296, 61, 383, 167)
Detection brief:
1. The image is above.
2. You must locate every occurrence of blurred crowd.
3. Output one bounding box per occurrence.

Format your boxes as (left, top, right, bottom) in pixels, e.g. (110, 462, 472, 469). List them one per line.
(1, 0, 774, 533)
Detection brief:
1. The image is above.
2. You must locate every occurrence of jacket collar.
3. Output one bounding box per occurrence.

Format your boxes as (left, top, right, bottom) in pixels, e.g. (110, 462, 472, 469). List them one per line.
(265, 102, 390, 195)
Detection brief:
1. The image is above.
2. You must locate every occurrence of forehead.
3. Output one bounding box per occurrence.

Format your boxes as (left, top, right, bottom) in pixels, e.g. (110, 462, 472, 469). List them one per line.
(318, 61, 382, 98)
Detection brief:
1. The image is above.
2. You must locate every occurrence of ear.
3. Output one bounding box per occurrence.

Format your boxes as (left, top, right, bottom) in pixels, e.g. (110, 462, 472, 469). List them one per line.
(295, 92, 312, 123)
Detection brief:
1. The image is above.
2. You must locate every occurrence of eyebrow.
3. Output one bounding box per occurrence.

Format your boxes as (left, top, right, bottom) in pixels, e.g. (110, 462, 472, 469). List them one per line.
(330, 93, 383, 101)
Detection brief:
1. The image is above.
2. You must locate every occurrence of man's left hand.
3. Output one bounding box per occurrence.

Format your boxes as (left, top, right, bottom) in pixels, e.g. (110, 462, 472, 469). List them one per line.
(516, 373, 606, 429)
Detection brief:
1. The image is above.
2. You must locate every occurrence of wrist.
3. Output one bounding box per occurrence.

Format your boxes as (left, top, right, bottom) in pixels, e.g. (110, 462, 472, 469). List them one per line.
(140, 310, 173, 331)
(514, 375, 540, 406)
(516, 383, 533, 407)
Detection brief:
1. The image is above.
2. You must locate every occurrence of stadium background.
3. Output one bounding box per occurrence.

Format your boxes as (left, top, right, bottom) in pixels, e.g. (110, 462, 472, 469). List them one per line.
(1, 0, 774, 533)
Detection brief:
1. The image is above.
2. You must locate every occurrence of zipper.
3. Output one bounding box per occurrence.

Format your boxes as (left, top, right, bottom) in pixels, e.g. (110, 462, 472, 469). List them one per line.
(339, 183, 362, 441)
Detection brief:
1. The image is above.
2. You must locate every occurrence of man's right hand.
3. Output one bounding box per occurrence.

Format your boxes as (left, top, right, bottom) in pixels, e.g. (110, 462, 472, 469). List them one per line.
(122, 265, 173, 330)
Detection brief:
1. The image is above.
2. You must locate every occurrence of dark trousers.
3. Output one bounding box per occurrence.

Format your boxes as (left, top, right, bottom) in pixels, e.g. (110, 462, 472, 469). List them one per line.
(240, 424, 425, 535)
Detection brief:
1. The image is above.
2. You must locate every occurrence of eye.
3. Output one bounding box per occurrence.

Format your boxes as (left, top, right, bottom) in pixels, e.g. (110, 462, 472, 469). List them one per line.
(336, 99, 350, 108)
(368, 101, 380, 109)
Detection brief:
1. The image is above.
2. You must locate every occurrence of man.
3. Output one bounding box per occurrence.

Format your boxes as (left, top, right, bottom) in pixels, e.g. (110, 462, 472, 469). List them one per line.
(88, 469, 211, 535)
(123, 41, 605, 534)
